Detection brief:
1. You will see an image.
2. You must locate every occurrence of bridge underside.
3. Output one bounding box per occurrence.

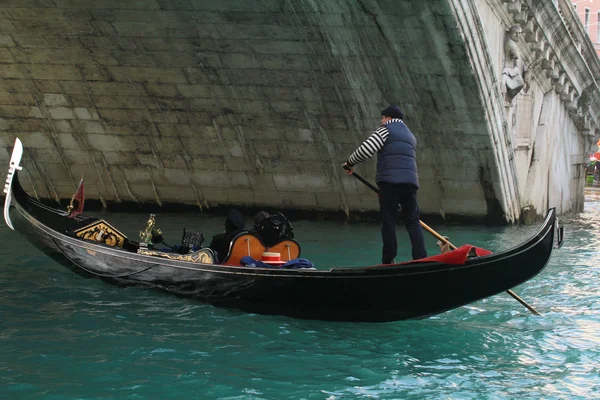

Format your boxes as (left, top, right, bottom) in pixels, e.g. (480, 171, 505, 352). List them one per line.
(0, 0, 598, 223)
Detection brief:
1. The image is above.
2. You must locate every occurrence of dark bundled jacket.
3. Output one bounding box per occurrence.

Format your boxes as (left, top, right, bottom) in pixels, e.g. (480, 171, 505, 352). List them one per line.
(209, 209, 245, 262)
(376, 120, 419, 188)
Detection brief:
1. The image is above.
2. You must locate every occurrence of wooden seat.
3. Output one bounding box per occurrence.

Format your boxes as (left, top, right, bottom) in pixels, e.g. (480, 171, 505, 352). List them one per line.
(268, 239, 301, 262)
(221, 233, 266, 266)
(221, 233, 302, 266)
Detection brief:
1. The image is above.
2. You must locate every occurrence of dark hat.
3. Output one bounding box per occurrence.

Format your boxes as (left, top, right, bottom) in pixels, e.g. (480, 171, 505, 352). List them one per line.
(225, 209, 245, 232)
(381, 105, 404, 119)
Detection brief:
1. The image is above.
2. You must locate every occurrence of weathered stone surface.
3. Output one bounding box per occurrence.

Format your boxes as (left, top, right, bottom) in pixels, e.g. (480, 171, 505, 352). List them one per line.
(0, 0, 598, 223)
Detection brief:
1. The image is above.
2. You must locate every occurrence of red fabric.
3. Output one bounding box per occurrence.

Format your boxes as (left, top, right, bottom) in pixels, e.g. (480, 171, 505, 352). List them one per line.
(388, 245, 493, 266)
(67, 179, 85, 219)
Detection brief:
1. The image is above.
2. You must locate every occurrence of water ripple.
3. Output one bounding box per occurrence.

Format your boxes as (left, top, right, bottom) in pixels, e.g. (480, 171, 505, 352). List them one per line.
(2, 193, 600, 399)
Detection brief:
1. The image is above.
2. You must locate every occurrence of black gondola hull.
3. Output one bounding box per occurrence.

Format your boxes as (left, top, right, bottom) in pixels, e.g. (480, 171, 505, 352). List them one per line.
(7, 170, 559, 322)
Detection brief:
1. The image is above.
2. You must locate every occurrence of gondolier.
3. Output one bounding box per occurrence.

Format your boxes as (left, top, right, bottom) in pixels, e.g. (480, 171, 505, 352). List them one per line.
(343, 105, 427, 263)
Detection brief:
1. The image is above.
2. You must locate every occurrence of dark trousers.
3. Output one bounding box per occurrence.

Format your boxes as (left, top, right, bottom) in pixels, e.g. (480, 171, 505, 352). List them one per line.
(379, 182, 427, 263)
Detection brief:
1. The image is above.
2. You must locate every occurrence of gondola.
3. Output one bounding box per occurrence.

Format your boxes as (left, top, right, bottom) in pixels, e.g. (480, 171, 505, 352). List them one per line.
(3, 138, 564, 322)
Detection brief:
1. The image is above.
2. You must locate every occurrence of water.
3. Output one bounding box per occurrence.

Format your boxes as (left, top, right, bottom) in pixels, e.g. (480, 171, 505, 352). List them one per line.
(1, 191, 599, 400)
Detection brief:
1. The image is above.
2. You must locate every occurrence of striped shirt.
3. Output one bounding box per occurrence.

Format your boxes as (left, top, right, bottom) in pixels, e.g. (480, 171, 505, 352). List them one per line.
(347, 118, 404, 166)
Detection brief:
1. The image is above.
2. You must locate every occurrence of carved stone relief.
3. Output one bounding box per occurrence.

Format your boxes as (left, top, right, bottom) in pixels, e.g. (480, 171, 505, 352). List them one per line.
(502, 25, 526, 104)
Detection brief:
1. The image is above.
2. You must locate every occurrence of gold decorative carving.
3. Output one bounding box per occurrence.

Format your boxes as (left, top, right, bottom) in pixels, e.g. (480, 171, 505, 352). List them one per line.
(74, 220, 127, 248)
(137, 248, 215, 264)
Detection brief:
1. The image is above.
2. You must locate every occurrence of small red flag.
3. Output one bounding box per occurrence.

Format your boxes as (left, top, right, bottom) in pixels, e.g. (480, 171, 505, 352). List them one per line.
(67, 179, 85, 218)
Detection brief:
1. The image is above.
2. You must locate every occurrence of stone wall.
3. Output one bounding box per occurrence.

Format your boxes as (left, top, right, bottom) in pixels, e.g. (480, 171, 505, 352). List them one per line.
(0, 0, 598, 223)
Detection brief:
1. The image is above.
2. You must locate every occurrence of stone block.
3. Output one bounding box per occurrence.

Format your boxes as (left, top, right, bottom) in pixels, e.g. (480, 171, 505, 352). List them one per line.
(191, 98, 270, 115)
(72, 120, 105, 134)
(0, 19, 16, 33)
(315, 192, 344, 209)
(64, 95, 95, 108)
(164, 52, 222, 68)
(104, 121, 150, 136)
(190, 0, 281, 11)
(217, 24, 293, 40)
(0, 106, 41, 118)
(14, 19, 96, 36)
(15, 48, 92, 64)
(51, 120, 74, 133)
(58, 81, 87, 95)
(0, 34, 15, 47)
(25, 64, 82, 80)
(202, 188, 229, 203)
(157, 0, 194, 10)
(113, 50, 157, 67)
(282, 142, 320, 160)
(94, 95, 152, 110)
(0, 119, 46, 136)
(221, 53, 261, 69)
(257, 54, 313, 70)
(79, 65, 111, 81)
(87, 81, 147, 96)
(11, 35, 49, 48)
(156, 167, 191, 186)
(113, 21, 219, 38)
(0, 92, 36, 106)
(145, 83, 180, 97)
(48, 107, 75, 120)
(279, 190, 318, 207)
(34, 80, 62, 93)
(251, 40, 312, 55)
(155, 97, 190, 111)
(108, 66, 188, 84)
(53, 0, 161, 9)
(253, 189, 281, 206)
(183, 67, 230, 85)
(226, 188, 255, 204)
(177, 84, 213, 98)
(252, 141, 280, 158)
(43, 94, 69, 107)
(189, 155, 226, 170)
(31, 147, 66, 165)
(0, 47, 14, 62)
(273, 173, 332, 192)
(56, 133, 81, 150)
(270, 100, 305, 114)
(86, 133, 152, 153)
(180, 137, 225, 156)
(261, 87, 300, 101)
(440, 198, 487, 216)
(0, 64, 24, 79)
(91, 9, 193, 23)
(192, 170, 249, 188)
(246, 173, 276, 190)
(20, 132, 55, 149)
(73, 108, 93, 120)
(87, 49, 120, 66)
(139, 37, 198, 52)
(150, 110, 179, 123)
(98, 108, 149, 122)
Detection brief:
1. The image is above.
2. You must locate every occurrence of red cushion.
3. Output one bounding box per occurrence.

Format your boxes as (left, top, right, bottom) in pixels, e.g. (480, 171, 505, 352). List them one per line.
(388, 245, 493, 266)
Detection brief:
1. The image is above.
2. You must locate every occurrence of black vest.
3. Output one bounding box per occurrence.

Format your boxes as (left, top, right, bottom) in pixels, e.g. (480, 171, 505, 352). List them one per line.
(376, 121, 419, 188)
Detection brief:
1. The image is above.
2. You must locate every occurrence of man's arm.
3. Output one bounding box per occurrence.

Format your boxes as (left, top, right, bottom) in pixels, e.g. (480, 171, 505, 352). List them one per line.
(345, 126, 389, 167)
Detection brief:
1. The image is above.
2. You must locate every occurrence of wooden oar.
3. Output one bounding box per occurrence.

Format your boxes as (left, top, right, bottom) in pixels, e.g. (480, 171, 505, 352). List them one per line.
(347, 169, 541, 316)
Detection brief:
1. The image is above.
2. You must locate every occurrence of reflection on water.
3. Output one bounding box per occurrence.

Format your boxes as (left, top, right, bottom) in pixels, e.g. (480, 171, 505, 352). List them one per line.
(1, 191, 600, 399)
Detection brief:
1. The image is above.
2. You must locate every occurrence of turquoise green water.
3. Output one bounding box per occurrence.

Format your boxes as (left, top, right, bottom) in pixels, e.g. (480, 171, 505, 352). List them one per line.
(1, 191, 600, 399)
